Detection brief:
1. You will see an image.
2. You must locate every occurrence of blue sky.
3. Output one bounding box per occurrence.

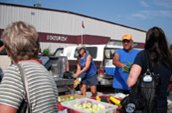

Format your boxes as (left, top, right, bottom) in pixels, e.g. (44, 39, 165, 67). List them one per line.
(1, 0, 172, 45)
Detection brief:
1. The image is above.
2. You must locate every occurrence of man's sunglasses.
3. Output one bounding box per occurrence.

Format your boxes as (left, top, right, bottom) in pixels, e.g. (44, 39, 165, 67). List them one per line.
(122, 39, 131, 43)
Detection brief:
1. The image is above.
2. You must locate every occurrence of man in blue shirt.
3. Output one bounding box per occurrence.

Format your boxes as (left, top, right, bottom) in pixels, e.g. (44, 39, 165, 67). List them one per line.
(113, 34, 139, 94)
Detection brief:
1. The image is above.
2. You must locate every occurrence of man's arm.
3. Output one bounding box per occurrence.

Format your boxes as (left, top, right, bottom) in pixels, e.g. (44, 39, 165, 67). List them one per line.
(113, 52, 125, 68)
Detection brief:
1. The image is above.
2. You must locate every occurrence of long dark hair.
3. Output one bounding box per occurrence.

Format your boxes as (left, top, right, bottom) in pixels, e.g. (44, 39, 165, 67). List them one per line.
(145, 26, 172, 68)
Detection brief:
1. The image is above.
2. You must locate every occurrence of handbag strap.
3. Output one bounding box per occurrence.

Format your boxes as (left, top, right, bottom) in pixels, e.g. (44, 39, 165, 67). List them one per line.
(17, 63, 32, 113)
(145, 50, 153, 72)
(131, 51, 152, 92)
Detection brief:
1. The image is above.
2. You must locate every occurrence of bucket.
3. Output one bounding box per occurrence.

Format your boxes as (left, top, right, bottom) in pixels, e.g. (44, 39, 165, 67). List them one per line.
(50, 56, 68, 78)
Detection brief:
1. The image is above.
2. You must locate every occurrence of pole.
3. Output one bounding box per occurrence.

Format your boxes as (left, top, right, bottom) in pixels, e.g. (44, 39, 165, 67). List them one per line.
(81, 20, 85, 44)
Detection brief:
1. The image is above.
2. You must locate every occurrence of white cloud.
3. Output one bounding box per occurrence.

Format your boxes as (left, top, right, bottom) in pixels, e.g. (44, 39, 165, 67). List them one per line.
(153, 0, 172, 9)
(131, 13, 147, 20)
(142, 10, 172, 18)
(131, 10, 172, 20)
(131, 0, 172, 20)
(140, 1, 150, 8)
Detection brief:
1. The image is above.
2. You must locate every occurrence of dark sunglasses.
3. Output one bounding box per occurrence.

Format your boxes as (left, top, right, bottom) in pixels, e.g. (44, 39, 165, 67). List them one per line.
(122, 39, 131, 43)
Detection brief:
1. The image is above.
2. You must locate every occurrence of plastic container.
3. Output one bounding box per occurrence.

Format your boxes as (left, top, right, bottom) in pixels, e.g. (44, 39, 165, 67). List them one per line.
(58, 102, 65, 111)
(58, 94, 86, 111)
(61, 98, 117, 113)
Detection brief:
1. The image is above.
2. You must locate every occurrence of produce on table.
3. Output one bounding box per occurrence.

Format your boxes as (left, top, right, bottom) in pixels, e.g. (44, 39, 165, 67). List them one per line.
(122, 62, 132, 73)
(109, 96, 121, 107)
(73, 102, 106, 113)
(61, 98, 117, 113)
(96, 96, 101, 101)
(96, 96, 109, 103)
(58, 96, 75, 102)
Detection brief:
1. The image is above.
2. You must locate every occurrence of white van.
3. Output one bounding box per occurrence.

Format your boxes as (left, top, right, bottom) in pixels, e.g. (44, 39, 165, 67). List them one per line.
(0, 47, 11, 71)
(54, 44, 123, 85)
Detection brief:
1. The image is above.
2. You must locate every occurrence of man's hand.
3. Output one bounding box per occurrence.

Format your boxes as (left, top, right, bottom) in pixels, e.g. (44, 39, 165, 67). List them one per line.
(122, 62, 132, 73)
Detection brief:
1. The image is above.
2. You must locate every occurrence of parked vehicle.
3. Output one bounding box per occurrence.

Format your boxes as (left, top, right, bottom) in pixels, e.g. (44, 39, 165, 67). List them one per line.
(0, 47, 11, 71)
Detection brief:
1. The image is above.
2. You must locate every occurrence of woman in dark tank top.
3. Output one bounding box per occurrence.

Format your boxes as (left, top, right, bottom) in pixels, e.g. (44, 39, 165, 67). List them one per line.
(74, 46, 98, 97)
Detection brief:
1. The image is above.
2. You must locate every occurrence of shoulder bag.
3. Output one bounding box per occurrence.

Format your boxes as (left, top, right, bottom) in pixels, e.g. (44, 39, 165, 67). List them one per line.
(17, 64, 32, 113)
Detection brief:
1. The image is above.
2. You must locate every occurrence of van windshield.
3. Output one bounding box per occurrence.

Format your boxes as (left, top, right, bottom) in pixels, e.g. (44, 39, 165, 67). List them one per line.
(104, 48, 119, 59)
(74, 47, 97, 59)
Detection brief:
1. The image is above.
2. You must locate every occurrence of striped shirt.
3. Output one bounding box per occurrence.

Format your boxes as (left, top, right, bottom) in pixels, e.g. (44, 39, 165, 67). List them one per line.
(0, 61, 58, 113)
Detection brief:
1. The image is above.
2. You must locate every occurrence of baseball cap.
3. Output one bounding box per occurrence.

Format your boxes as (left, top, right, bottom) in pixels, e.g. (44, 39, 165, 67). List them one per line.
(122, 34, 133, 41)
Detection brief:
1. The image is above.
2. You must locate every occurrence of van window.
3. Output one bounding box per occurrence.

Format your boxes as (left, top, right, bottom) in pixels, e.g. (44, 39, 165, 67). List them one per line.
(53, 48, 64, 56)
(87, 47, 97, 58)
(74, 47, 97, 59)
(104, 48, 119, 59)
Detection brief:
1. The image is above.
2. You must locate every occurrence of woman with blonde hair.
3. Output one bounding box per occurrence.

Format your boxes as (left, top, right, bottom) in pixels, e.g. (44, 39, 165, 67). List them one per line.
(0, 21, 58, 113)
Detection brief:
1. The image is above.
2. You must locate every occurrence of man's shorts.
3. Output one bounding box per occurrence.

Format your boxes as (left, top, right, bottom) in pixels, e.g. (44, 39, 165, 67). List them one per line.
(81, 74, 98, 86)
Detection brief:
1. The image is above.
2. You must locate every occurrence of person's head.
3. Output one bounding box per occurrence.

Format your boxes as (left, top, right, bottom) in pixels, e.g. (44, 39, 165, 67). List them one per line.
(122, 34, 133, 51)
(145, 26, 172, 65)
(78, 46, 87, 57)
(1, 21, 39, 62)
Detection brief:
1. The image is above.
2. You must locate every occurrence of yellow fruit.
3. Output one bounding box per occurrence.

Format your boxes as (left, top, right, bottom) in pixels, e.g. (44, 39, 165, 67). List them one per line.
(109, 96, 121, 106)
(73, 79, 80, 88)
(96, 96, 101, 101)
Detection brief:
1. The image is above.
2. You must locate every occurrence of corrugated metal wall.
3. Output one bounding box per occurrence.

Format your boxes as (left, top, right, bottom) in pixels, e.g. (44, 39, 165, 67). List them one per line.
(0, 3, 146, 43)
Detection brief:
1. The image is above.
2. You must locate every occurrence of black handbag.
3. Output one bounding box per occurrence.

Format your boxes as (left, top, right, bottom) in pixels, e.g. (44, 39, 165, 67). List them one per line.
(120, 79, 146, 113)
(17, 64, 32, 113)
